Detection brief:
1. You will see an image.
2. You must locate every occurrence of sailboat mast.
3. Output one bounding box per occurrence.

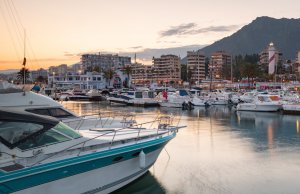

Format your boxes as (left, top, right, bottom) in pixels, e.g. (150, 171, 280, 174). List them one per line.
(23, 29, 26, 84)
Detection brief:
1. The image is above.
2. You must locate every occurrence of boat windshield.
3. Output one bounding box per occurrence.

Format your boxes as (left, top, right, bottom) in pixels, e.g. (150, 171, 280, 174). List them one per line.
(0, 121, 81, 150)
(257, 96, 272, 102)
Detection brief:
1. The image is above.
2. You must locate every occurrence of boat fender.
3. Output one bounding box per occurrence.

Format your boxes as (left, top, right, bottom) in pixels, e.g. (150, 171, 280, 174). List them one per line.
(139, 150, 146, 168)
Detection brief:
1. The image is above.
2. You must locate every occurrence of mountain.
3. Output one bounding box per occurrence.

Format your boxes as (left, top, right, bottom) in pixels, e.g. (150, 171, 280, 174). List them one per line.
(188, 16, 300, 61)
(0, 69, 18, 74)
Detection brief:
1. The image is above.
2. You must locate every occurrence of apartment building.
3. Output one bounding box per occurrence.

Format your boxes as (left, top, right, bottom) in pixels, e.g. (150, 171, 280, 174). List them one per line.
(209, 51, 231, 80)
(131, 63, 153, 84)
(152, 55, 181, 83)
(187, 51, 205, 83)
(81, 53, 131, 72)
(48, 64, 68, 76)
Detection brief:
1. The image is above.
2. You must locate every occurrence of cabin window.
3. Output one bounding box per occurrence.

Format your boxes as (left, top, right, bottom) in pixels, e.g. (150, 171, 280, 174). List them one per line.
(148, 92, 154, 98)
(49, 108, 72, 118)
(17, 129, 71, 150)
(26, 109, 50, 116)
(26, 108, 73, 118)
(0, 121, 43, 145)
(135, 92, 142, 98)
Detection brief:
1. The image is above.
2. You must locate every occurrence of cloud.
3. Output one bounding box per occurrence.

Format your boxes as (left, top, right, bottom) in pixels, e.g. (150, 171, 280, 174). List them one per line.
(129, 46, 143, 49)
(160, 23, 196, 37)
(160, 23, 240, 37)
(119, 44, 207, 64)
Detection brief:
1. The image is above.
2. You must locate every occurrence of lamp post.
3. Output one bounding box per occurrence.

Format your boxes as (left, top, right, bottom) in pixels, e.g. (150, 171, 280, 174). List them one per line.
(209, 63, 213, 91)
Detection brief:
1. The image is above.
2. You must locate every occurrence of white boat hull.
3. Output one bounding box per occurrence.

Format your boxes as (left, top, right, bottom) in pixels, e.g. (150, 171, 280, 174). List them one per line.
(237, 103, 282, 112)
(282, 104, 300, 114)
(13, 148, 162, 194)
(159, 102, 182, 108)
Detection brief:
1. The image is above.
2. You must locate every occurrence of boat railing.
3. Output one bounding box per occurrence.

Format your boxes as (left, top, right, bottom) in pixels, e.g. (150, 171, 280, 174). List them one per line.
(62, 111, 137, 130)
(30, 114, 184, 166)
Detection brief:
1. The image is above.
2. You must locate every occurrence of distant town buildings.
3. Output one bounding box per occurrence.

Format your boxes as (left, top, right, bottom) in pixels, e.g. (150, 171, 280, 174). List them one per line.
(187, 51, 206, 83)
(30, 68, 48, 81)
(209, 51, 231, 80)
(5, 46, 300, 88)
(81, 53, 131, 72)
(48, 64, 68, 76)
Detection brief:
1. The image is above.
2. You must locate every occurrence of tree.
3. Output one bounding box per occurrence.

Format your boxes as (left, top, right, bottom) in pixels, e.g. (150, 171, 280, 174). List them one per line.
(93, 66, 101, 73)
(35, 75, 47, 84)
(17, 67, 30, 84)
(104, 69, 115, 87)
(181, 64, 187, 81)
(241, 63, 258, 88)
(123, 65, 132, 88)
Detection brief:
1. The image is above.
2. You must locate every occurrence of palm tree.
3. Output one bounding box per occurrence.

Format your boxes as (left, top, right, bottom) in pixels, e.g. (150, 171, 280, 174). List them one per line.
(17, 67, 30, 84)
(104, 69, 115, 87)
(123, 65, 132, 88)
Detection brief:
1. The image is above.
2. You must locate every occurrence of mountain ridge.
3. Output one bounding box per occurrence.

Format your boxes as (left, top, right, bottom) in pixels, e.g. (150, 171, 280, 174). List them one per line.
(183, 16, 300, 62)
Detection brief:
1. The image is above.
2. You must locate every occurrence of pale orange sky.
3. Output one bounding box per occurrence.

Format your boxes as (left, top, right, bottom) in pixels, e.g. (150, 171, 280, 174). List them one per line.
(1, 0, 299, 70)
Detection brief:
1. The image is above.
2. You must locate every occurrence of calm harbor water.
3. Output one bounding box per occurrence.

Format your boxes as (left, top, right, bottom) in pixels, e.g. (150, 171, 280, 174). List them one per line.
(63, 102, 300, 194)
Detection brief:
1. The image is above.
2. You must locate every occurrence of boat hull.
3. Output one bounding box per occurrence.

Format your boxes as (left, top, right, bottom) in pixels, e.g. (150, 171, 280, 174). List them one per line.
(159, 102, 182, 108)
(282, 104, 300, 115)
(1, 135, 174, 194)
(237, 103, 282, 112)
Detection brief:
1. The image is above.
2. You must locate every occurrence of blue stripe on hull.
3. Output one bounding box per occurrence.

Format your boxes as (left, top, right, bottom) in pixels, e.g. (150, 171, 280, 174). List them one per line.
(0, 134, 175, 193)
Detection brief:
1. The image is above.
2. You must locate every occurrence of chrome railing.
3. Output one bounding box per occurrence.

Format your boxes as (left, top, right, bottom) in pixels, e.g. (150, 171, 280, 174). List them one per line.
(29, 114, 184, 166)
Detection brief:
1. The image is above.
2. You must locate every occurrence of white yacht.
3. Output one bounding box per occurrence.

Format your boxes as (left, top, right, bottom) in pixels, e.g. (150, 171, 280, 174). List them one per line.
(0, 108, 180, 194)
(157, 90, 191, 108)
(0, 81, 134, 130)
(191, 96, 211, 106)
(236, 94, 282, 112)
(107, 90, 158, 107)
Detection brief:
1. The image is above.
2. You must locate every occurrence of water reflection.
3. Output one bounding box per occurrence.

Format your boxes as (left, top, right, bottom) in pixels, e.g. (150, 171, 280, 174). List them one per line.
(112, 172, 165, 194)
(62, 102, 300, 194)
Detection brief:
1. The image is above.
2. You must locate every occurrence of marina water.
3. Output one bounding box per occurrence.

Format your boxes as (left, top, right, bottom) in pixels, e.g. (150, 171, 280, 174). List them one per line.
(63, 102, 300, 194)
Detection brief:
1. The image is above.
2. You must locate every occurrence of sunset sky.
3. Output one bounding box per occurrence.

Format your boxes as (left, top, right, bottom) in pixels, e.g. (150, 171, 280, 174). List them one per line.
(0, 0, 299, 70)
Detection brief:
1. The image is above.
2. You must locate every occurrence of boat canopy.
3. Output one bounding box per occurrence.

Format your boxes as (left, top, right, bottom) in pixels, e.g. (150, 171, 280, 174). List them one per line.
(0, 108, 59, 126)
(0, 109, 61, 149)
